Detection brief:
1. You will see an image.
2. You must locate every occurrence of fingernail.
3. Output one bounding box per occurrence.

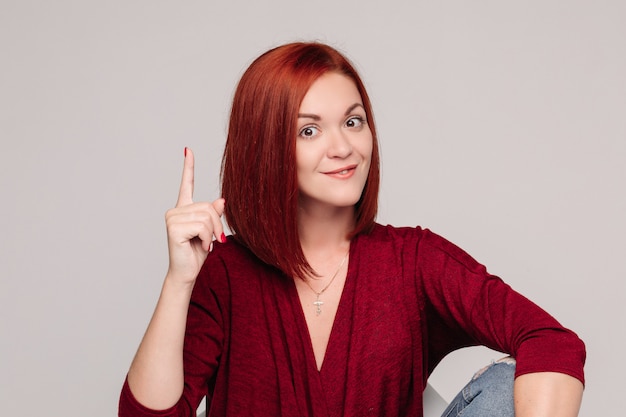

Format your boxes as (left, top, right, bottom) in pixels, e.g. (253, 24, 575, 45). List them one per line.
(220, 233, 227, 243)
(184, 147, 188, 157)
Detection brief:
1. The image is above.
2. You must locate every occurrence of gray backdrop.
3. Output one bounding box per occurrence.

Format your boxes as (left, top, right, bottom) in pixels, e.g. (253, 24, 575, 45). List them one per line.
(1, 1, 624, 415)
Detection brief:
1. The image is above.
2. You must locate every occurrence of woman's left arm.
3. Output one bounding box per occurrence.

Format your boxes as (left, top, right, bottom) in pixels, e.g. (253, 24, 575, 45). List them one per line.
(514, 372, 583, 417)
(415, 228, 586, 414)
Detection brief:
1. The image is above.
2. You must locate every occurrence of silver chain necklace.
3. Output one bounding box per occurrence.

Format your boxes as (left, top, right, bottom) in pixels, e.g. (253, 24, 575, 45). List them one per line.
(303, 252, 349, 316)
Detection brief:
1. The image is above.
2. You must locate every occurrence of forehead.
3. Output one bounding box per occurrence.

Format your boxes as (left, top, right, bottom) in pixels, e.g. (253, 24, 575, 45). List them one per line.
(299, 72, 363, 113)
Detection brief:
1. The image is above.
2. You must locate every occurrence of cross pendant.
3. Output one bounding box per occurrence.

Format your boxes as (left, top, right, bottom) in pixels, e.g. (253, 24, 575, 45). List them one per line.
(313, 295, 324, 316)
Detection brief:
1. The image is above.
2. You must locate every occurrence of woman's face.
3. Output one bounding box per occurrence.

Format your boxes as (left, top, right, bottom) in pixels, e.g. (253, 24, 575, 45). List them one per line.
(295, 72, 373, 213)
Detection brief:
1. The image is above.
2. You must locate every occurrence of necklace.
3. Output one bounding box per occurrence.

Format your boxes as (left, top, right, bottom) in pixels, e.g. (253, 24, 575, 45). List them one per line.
(304, 251, 349, 316)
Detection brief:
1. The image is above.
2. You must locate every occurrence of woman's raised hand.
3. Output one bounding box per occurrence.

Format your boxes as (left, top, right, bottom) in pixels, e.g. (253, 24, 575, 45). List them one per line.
(126, 147, 223, 408)
(165, 148, 225, 284)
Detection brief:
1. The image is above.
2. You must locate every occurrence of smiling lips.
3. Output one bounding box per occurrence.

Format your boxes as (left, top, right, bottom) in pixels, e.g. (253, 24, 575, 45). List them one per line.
(323, 164, 358, 179)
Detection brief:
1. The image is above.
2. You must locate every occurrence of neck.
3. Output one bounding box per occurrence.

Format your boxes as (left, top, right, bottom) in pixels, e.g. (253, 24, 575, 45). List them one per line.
(297, 205, 354, 263)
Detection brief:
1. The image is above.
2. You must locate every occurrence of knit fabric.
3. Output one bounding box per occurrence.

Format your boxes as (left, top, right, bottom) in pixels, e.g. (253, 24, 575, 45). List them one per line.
(119, 224, 585, 417)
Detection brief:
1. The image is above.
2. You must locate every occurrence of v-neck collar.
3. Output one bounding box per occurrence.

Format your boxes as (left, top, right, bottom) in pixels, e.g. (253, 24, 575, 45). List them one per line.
(287, 236, 360, 414)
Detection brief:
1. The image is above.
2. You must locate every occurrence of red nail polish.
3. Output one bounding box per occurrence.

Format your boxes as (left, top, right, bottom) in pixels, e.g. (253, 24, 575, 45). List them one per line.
(221, 233, 227, 243)
(184, 147, 187, 157)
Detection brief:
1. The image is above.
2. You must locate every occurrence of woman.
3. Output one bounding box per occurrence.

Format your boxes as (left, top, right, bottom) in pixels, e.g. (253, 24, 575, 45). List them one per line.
(119, 42, 585, 416)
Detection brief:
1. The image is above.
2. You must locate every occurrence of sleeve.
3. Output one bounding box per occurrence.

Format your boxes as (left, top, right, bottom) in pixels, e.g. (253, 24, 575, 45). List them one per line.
(118, 256, 227, 417)
(417, 229, 586, 384)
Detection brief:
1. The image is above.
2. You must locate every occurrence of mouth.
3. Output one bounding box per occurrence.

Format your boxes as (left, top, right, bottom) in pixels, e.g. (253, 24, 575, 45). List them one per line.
(323, 164, 358, 177)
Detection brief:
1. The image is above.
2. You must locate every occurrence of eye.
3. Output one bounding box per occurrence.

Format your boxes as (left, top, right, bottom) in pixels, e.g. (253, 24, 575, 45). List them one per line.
(345, 116, 366, 129)
(298, 125, 320, 139)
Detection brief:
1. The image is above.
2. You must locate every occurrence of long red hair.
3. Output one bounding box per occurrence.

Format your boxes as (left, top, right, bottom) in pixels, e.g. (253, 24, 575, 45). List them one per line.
(221, 42, 380, 279)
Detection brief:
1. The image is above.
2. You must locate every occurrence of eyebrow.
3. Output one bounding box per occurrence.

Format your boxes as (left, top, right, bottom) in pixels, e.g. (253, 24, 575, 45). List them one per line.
(298, 103, 365, 120)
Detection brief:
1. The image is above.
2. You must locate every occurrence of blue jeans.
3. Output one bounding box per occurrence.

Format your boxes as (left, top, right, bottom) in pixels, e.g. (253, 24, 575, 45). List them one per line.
(440, 358, 516, 417)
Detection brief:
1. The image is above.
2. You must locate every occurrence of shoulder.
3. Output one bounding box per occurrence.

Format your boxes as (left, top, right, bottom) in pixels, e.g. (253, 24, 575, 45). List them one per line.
(361, 223, 486, 274)
(360, 223, 454, 253)
(195, 237, 280, 290)
(206, 236, 259, 268)
(360, 223, 427, 246)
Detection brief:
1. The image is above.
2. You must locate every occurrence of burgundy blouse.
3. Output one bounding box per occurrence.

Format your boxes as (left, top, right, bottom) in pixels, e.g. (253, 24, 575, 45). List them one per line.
(119, 224, 585, 416)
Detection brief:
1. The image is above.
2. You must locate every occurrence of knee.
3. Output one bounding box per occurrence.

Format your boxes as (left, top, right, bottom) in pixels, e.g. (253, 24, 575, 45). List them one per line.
(473, 357, 515, 380)
(466, 359, 515, 415)
(442, 359, 516, 417)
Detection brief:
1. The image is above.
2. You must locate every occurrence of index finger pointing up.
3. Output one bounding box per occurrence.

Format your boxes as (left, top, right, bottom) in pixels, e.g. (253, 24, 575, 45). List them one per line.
(176, 147, 195, 207)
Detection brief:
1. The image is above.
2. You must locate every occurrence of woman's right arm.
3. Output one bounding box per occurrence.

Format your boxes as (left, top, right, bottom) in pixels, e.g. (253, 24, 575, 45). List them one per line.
(125, 148, 226, 410)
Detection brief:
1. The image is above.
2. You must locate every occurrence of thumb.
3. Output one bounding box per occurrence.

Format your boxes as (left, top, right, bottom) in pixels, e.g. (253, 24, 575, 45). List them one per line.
(213, 198, 226, 217)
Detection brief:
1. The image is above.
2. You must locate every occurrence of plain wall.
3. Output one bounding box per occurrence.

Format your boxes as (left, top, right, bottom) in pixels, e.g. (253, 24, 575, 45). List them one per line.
(1, 1, 624, 415)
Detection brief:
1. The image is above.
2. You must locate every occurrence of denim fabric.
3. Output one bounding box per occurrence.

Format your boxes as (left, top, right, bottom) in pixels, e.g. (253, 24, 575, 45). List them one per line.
(440, 358, 515, 417)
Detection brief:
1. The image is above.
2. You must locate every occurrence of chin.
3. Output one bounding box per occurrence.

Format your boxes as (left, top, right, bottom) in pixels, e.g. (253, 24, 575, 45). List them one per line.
(330, 194, 364, 208)
(298, 181, 368, 210)
(298, 193, 363, 211)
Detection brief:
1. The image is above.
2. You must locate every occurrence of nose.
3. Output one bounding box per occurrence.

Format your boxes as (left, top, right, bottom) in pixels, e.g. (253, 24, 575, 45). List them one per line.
(326, 128, 353, 159)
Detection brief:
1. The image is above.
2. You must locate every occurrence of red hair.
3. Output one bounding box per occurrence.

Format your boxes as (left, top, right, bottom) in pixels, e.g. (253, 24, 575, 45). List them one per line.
(221, 42, 380, 279)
